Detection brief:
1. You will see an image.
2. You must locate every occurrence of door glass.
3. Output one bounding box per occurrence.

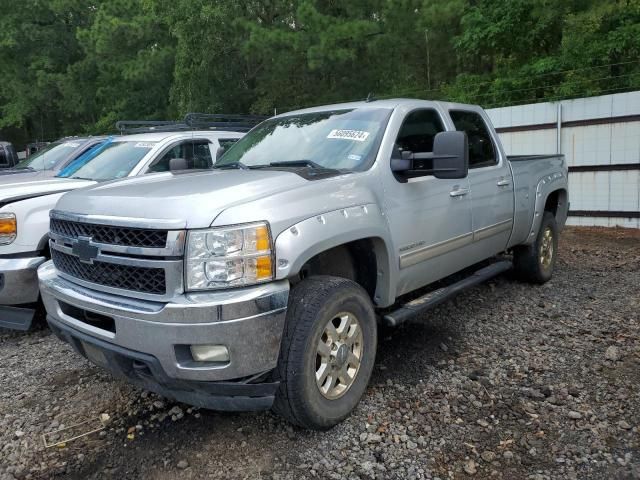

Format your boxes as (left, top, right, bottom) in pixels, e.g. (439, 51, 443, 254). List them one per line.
(450, 111, 497, 168)
(0, 147, 7, 166)
(393, 109, 445, 175)
(148, 140, 213, 172)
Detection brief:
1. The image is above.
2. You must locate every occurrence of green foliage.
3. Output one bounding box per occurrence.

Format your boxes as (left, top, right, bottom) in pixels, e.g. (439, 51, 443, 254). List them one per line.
(1, 0, 638, 146)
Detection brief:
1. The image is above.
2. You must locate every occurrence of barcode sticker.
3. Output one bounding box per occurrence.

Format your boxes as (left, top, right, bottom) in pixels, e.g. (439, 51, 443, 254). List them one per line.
(134, 142, 156, 148)
(327, 129, 370, 142)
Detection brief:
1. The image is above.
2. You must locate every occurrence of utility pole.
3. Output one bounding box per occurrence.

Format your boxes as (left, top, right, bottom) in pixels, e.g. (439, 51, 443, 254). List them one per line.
(425, 29, 431, 91)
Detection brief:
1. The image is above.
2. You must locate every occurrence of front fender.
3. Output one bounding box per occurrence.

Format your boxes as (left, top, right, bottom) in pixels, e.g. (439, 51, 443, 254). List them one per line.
(274, 204, 396, 307)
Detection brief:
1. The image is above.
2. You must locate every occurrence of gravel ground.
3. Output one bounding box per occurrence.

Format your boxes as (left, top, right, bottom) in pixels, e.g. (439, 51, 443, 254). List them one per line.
(1, 226, 639, 480)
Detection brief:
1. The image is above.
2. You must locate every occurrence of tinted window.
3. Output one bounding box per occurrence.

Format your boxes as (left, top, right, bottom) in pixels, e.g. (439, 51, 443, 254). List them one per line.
(0, 147, 7, 166)
(148, 140, 214, 173)
(396, 109, 444, 154)
(450, 110, 496, 168)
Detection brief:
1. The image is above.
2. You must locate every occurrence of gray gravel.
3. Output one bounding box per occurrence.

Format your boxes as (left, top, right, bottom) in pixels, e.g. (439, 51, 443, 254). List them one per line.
(1, 227, 638, 480)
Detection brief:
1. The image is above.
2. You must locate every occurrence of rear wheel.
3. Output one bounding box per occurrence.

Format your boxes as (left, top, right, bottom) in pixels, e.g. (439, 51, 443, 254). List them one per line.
(513, 211, 558, 283)
(273, 276, 377, 430)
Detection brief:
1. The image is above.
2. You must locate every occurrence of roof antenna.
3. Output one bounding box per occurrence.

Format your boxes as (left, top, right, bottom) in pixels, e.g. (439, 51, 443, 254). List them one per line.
(365, 92, 376, 103)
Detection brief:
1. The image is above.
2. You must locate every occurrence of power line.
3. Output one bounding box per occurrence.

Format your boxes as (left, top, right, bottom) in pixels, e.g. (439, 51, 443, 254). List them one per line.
(273, 59, 640, 113)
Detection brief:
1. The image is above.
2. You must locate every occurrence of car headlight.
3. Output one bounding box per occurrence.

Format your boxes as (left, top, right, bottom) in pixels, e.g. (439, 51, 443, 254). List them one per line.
(185, 222, 273, 291)
(0, 213, 17, 245)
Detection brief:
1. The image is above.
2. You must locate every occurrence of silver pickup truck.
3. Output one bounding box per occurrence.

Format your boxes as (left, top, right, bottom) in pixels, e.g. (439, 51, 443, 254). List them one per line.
(38, 99, 568, 429)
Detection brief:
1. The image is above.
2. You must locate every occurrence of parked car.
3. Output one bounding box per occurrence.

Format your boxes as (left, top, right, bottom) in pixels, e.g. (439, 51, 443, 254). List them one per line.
(0, 137, 107, 179)
(0, 142, 19, 169)
(0, 126, 247, 331)
(38, 99, 569, 429)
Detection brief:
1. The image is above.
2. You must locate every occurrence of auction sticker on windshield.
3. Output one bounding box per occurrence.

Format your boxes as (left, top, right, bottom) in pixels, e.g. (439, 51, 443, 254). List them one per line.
(134, 142, 156, 149)
(62, 142, 81, 148)
(327, 129, 370, 142)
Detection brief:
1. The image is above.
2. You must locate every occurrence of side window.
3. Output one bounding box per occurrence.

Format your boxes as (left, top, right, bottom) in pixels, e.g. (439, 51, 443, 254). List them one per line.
(392, 109, 445, 175)
(147, 140, 214, 173)
(450, 110, 496, 168)
(0, 147, 7, 166)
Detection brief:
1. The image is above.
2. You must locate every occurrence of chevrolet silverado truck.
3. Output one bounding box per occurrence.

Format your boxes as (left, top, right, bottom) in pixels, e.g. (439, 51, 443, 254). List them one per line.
(1, 126, 246, 331)
(38, 99, 568, 429)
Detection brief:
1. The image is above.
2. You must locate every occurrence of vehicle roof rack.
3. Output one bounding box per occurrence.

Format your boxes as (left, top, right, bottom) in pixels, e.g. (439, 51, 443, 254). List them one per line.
(116, 114, 268, 135)
(184, 113, 268, 132)
(115, 120, 186, 134)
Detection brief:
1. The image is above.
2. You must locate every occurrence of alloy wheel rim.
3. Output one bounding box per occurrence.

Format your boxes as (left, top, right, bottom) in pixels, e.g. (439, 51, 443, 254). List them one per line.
(539, 227, 554, 268)
(315, 312, 364, 400)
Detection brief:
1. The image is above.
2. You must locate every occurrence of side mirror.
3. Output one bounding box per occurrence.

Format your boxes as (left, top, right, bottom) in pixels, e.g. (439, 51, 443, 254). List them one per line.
(432, 131, 468, 179)
(169, 157, 189, 172)
(216, 146, 225, 160)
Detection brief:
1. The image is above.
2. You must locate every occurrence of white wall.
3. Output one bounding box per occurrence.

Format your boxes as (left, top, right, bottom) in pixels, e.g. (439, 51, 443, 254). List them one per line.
(488, 92, 640, 228)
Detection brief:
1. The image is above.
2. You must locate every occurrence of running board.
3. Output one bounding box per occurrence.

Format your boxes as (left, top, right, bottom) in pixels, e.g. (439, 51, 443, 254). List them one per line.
(383, 260, 513, 327)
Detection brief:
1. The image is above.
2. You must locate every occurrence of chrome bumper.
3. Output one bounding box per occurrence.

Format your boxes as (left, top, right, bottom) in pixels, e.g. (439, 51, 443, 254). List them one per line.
(0, 255, 47, 305)
(38, 261, 289, 383)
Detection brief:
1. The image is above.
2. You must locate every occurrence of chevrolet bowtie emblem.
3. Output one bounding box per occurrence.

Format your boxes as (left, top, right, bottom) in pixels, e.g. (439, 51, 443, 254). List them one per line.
(72, 236, 100, 264)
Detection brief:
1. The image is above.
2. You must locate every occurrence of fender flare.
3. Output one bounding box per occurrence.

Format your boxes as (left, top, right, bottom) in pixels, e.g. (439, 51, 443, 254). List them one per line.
(274, 204, 396, 307)
(524, 172, 568, 245)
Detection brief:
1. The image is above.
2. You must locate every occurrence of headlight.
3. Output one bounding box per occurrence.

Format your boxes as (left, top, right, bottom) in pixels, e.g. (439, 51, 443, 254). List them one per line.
(0, 213, 17, 245)
(185, 222, 273, 291)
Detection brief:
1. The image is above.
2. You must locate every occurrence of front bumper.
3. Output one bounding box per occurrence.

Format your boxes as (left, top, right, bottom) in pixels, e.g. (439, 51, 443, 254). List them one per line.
(0, 255, 47, 331)
(38, 261, 289, 410)
(0, 255, 46, 305)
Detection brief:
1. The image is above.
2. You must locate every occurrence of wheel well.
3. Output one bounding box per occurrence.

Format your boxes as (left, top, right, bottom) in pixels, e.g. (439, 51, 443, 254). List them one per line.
(544, 189, 567, 220)
(297, 239, 377, 300)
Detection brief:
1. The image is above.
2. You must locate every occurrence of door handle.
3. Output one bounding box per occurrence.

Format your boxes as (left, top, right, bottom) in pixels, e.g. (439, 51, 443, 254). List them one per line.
(497, 178, 510, 187)
(449, 187, 469, 197)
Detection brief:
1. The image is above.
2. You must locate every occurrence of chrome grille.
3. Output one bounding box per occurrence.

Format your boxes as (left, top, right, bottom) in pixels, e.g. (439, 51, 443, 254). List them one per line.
(50, 218, 167, 248)
(51, 249, 166, 295)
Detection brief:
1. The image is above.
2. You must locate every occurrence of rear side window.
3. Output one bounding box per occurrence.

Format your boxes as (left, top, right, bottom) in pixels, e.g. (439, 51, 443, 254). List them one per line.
(450, 110, 497, 168)
(148, 140, 214, 173)
(0, 147, 7, 166)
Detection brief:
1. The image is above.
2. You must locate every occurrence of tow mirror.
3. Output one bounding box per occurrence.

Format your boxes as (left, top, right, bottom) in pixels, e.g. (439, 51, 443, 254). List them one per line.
(169, 157, 189, 172)
(432, 131, 468, 179)
(390, 131, 468, 180)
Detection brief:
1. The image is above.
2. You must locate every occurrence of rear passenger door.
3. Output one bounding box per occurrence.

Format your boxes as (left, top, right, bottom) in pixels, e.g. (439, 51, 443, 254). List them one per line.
(450, 109, 514, 255)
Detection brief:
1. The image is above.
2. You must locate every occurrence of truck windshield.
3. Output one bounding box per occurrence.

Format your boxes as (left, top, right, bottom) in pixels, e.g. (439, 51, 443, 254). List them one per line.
(14, 141, 82, 171)
(59, 141, 155, 181)
(217, 108, 391, 171)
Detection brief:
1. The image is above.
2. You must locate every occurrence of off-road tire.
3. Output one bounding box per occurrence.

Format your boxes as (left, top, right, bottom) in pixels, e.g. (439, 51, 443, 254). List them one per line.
(272, 276, 377, 430)
(513, 211, 558, 284)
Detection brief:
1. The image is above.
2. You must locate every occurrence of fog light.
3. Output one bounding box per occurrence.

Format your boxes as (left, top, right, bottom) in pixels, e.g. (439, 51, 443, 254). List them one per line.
(190, 345, 229, 362)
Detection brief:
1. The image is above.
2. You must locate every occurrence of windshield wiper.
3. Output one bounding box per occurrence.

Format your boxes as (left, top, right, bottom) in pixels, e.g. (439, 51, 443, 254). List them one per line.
(69, 176, 95, 181)
(213, 161, 248, 170)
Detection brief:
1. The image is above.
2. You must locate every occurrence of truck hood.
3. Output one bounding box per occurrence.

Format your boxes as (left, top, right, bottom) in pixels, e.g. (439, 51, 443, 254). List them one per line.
(55, 170, 311, 229)
(0, 169, 58, 184)
(0, 178, 96, 207)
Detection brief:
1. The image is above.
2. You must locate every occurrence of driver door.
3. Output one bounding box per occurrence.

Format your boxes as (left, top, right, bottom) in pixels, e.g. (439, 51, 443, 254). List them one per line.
(382, 108, 473, 296)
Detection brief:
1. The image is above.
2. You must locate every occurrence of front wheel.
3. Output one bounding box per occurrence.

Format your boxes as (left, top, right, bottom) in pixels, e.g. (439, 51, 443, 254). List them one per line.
(513, 211, 558, 283)
(272, 276, 377, 430)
